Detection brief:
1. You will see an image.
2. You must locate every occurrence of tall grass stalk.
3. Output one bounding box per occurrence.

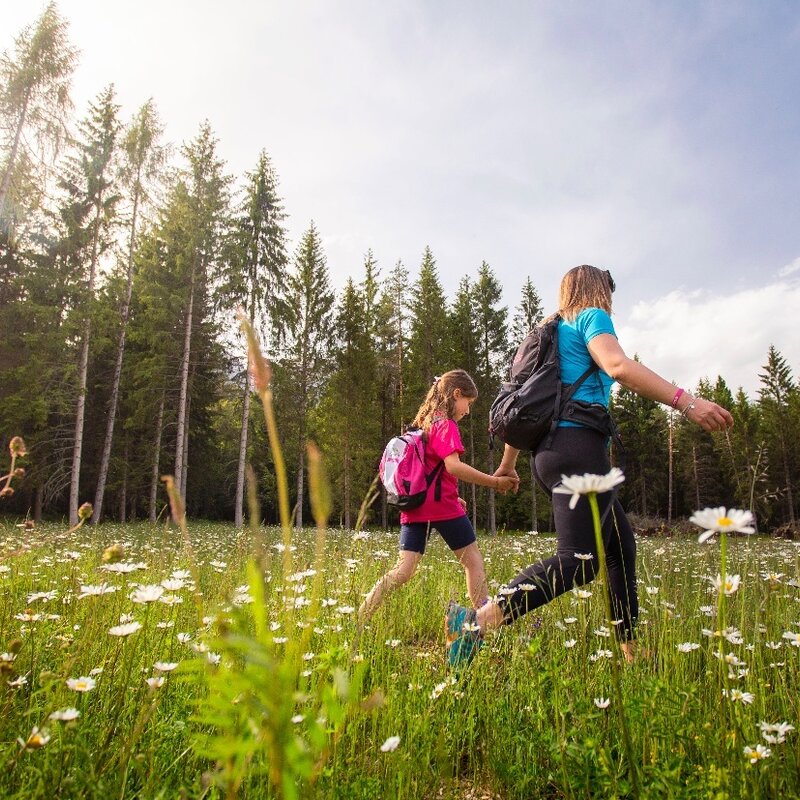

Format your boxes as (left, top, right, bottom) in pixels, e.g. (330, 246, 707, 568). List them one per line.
(587, 491, 639, 799)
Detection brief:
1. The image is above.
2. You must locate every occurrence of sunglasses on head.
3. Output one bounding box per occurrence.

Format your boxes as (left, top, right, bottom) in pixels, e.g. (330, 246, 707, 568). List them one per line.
(604, 269, 616, 293)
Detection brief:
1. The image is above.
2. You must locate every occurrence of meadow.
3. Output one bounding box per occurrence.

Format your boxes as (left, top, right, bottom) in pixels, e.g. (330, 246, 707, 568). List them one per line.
(1, 516, 799, 799)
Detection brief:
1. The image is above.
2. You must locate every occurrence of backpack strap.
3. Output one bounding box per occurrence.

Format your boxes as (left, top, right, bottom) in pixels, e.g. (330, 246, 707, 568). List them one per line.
(427, 459, 445, 501)
(543, 362, 599, 450)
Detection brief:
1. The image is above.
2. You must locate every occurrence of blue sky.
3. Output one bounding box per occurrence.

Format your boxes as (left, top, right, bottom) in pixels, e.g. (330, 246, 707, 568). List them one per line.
(6, 1, 800, 396)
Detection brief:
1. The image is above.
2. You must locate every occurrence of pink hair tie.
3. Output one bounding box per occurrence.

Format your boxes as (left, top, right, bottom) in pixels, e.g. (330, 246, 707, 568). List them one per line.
(671, 388, 684, 409)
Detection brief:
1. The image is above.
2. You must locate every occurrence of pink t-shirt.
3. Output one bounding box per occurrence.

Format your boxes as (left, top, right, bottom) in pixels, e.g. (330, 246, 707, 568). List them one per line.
(400, 418, 465, 524)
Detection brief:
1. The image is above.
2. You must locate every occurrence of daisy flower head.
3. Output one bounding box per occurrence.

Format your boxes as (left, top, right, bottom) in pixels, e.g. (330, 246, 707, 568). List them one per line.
(723, 688, 754, 704)
(743, 744, 771, 764)
(690, 507, 755, 544)
(66, 676, 96, 693)
(22, 726, 50, 749)
(109, 621, 142, 637)
(594, 697, 611, 709)
(380, 735, 401, 752)
(553, 468, 625, 509)
(711, 574, 741, 596)
(759, 721, 795, 744)
(130, 585, 164, 604)
(49, 707, 80, 722)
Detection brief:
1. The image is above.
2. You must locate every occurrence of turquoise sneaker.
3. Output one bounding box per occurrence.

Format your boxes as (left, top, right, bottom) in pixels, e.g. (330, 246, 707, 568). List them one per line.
(445, 600, 483, 667)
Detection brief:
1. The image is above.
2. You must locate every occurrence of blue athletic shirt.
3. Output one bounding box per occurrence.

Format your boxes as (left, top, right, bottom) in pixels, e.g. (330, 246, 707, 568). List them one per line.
(557, 308, 616, 426)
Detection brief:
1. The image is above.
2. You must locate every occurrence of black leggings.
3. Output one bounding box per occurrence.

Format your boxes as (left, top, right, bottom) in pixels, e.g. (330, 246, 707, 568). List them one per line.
(497, 427, 638, 641)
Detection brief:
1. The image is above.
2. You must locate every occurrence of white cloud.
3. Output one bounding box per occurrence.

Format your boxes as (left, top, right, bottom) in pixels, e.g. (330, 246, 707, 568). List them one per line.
(616, 278, 800, 399)
(778, 257, 800, 278)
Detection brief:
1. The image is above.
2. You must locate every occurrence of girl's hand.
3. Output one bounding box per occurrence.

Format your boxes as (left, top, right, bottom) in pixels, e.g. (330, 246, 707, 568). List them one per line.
(682, 397, 734, 432)
(494, 465, 520, 494)
(494, 475, 518, 495)
(458, 497, 468, 513)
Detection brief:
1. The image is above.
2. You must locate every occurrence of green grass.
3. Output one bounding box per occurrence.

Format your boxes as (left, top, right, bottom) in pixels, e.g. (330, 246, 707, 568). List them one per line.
(1, 519, 799, 799)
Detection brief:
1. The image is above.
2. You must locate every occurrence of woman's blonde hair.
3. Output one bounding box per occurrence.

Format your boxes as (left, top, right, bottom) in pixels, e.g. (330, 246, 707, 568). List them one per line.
(558, 264, 614, 322)
(412, 369, 477, 434)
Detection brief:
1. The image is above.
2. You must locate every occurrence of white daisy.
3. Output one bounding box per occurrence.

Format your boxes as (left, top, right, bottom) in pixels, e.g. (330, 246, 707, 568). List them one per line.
(66, 676, 96, 692)
(553, 468, 625, 509)
(380, 735, 401, 752)
(743, 744, 771, 764)
(690, 507, 755, 544)
(49, 708, 80, 722)
(108, 621, 142, 637)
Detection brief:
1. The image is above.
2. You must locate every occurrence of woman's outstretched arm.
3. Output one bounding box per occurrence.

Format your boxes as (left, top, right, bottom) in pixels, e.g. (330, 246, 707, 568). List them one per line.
(587, 333, 734, 432)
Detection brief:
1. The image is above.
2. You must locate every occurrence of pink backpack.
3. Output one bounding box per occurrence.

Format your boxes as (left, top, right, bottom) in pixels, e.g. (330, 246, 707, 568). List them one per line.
(379, 428, 445, 509)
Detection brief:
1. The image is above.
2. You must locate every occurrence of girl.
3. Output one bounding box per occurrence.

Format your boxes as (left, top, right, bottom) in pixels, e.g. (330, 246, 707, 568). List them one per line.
(358, 369, 518, 622)
(446, 265, 734, 664)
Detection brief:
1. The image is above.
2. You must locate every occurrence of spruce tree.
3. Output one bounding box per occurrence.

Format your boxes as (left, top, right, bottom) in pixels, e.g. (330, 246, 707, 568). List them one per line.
(92, 99, 167, 523)
(0, 2, 77, 232)
(279, 222, 334, 527)
(172, 123, 231, 502)
(407, 246, 450, 419)
(758, 346, 798, 526)
(63, 86, 122, 526)
(226, 150, 287, 527)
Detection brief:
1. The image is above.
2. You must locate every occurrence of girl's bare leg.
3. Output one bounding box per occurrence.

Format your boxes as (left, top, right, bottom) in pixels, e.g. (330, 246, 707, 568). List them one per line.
(358, 550, 422, 623)
(453, 542, 489, 608)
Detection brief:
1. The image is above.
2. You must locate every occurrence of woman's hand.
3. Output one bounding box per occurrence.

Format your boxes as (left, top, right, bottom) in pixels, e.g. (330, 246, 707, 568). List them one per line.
(458, 497, 468, 513)
(494, 475, 518, 495)
(681, 396, 734, 432)
(493, 465, 520, 494)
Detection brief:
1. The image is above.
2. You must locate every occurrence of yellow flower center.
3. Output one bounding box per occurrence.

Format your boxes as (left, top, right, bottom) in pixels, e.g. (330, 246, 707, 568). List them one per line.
(717, 516, 733, 527)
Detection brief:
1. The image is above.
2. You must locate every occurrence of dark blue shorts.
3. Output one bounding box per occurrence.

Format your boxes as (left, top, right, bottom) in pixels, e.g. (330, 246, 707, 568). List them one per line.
(399, 515, 477, 555)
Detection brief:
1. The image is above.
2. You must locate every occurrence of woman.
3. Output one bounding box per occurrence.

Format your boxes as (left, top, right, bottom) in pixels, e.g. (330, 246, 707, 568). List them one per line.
(445, 264, 733, 665)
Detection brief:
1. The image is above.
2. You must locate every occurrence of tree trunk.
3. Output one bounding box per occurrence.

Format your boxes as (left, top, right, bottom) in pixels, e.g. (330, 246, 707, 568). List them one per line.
(295, 436, 305, 528)
(148, 392, 165, 523)
(667, 412, 674, 526)
(34, 484, 43, 523)
(469, 418, 477, 529)
(118, 440, 128, 522)
(92, 176, 141, 524)
(234, 373, 251, 528)
(487, 441, 496, 535)
(0, 92, 29, 218)
(69, 193, 104, 526)
(692, 444, 701, 510)
(343, 427, 352, 529)
(779, 432, 796, 525)
(174, 274, 195, 498)
(180, 387, 191, 501)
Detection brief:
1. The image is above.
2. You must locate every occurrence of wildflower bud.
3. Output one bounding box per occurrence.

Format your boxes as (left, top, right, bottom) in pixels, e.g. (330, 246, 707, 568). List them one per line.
(247, 349, 271, 393)
(9, 437, 26, 458)
(360, 688, 386, 711)
(8, 639, 23, 654)
(0, 662, 12, 674)
(77, 503, 93, 521)
(102, 542, 125, 564)
(13, 468, 24, 478)
(238, 313, 272, 392)
(161, 476, 185, 524)
(307, 442, 332, 525)
(0, 487, 13, 498)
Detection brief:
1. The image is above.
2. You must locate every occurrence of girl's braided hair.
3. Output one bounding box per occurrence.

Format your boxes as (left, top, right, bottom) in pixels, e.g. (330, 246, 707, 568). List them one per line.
(411, 369, 478, 434)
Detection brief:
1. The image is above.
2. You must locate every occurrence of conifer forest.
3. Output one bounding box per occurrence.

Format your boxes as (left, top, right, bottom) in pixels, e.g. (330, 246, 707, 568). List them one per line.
(2, 4, 798, 537)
